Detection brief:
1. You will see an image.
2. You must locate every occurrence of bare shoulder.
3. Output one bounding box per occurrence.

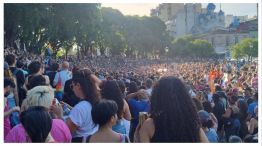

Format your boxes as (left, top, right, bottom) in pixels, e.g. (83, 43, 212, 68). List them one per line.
(139, 118, 154, 142)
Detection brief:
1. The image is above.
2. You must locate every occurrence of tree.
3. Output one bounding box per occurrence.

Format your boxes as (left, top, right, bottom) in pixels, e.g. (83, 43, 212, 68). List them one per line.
(170, 35, 215, 57)
(191, 39, 215, 57)
(4, 4, 172, 58)
(170, 35, 194, 57)
(230, 38, 258, 61)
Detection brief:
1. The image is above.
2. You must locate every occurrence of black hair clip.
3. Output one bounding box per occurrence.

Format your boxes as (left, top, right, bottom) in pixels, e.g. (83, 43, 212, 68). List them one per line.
(38, 91, 47, 97)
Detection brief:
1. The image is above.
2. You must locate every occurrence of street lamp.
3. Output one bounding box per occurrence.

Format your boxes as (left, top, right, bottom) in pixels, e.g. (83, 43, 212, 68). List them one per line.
(165, 47, 169, 58)
(249, 42, 253, 62)
(91, 41, 95, 57)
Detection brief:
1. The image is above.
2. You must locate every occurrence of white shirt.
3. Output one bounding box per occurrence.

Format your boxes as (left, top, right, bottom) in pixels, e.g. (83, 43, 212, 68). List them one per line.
(53, 69, 72, 90)
(69, 100, 98, 138)
(145, 88, 152, 96)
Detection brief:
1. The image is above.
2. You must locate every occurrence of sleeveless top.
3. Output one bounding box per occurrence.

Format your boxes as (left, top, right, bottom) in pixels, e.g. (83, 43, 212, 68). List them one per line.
(86, 133, 128, 143)
(112, 119, 126, 134)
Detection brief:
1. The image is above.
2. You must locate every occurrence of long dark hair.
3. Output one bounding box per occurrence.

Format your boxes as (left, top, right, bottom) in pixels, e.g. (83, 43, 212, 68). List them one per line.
(72, 68, 100, 105)
(150, 76, 201, 142)
(20, 106, 52, 142)
(101, 80, 124, 119)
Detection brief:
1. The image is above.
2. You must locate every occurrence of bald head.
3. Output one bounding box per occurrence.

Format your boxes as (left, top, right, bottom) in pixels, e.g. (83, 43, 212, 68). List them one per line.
(62, 61, 69, 69)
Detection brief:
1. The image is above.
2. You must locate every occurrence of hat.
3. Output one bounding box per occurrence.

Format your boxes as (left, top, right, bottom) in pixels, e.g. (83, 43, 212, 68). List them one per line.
(198, 110, 210, 122)
(4, 61, 9, 70)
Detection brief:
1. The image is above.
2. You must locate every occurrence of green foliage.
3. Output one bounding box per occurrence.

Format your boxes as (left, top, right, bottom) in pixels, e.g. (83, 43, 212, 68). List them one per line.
(191, 39, 215, 57)
(4, 4, 171, 57)
(230, 38, 258, 60)
(170, 35, 215, 57)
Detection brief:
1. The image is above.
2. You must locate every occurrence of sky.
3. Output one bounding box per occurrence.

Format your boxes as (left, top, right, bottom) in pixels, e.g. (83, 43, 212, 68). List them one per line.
(101, 3, 258, 18)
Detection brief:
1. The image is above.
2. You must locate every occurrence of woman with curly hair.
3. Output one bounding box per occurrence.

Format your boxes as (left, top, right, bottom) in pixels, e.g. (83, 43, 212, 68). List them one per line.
(139, 76, 208, 142)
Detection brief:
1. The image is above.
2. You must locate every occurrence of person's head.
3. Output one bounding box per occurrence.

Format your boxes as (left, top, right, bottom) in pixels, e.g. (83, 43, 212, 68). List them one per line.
(253, 92, 258, 101)
(237, 99, 248, 114)
(16, 60, 25, 69)
(91, 99, 118, 127)
(229, 95, 238, 105)
(127, 81, 138, 94)
(101, 80, 124, 119)
(5, 54, 16, 66)
(151, 76, 201, 142)
(254, 106, 258, 117)
(243, 134, 258, 143)
(228, 135, 242, 143)
(136, 89, 150, 100)
(117, 80, 126, 95)
(196, 91, 205, 102)
(215, 85, 222, 92)
(28, 75, 48, 90)
(244, 87, 252, 97)
(4, 78, 15, 97)
(72, 66, 80, 74)
(202, 101, 212, 113)
(22, 86, 54, 112)
(51, 62, 59, 71)
(4, 62, 12, 77)
(61, 61, 69, 70)
(145, 78, 153, 89)
(28, 61, 43, 75)
(20, 106, 52, 142)
(212, 93, 220, 103)
(192, 97, 203, 111)
(71, 68, 101, 105)
(198, 110, 213, 129)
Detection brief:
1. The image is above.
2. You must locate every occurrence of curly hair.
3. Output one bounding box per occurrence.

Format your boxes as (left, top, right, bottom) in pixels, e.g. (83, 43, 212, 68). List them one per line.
(150, 76, 201, 142)
(101, 80, 124, 119)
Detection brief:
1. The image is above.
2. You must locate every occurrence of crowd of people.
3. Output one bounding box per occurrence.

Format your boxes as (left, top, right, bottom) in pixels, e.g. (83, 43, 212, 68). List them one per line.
(4, 47, 258, 143)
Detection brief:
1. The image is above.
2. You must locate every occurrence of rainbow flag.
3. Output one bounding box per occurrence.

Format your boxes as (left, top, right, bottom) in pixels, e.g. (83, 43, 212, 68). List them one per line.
(55, 73, 63, 101)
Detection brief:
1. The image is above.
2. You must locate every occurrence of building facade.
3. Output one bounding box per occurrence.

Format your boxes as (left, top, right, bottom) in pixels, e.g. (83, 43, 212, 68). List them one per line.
(197, 18, 258, 54)
(152, 3, 258, 55)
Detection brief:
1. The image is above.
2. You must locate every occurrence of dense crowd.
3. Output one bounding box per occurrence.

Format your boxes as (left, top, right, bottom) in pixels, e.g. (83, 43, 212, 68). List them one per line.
(4, 47, 258, 143)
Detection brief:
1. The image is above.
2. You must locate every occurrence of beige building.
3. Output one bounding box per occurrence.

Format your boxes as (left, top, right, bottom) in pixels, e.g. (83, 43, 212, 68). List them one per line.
(197, 18, 257, 54)
(197, 29, 250, 54)
(152, 3, 225, 38)
(151, 3, 185, 22)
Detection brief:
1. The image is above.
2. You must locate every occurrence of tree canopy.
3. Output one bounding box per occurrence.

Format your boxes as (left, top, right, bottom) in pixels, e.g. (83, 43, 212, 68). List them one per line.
(4, 3, 220, 59)
(230, 38, 258, 61)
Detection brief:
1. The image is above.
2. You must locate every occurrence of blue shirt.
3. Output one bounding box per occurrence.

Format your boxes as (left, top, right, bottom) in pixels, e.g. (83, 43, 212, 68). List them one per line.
(248, 101, 258, 118)
(205, 128, 218, 143)
(127, 99, 150, 128)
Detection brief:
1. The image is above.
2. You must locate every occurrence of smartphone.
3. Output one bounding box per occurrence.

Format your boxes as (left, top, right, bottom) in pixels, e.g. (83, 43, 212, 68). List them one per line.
(138, 112, 149, 126)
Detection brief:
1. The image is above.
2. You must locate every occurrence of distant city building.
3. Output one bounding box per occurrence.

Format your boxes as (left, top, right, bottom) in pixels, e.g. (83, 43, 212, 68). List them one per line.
(225, 15, 248, 27)
(151, 3, 258, 55)
(152, 3, 226, 38)
(196, 18, 258, 54)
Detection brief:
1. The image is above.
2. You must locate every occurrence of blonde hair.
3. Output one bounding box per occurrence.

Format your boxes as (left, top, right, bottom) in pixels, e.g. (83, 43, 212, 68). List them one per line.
(23, 86, 54, 110)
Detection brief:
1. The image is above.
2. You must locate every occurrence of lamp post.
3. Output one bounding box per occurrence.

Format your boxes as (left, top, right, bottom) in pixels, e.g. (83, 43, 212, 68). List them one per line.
(249, 42, 253, 62)
(91, 41, 95, 57)
(165, 47, 169, 58)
